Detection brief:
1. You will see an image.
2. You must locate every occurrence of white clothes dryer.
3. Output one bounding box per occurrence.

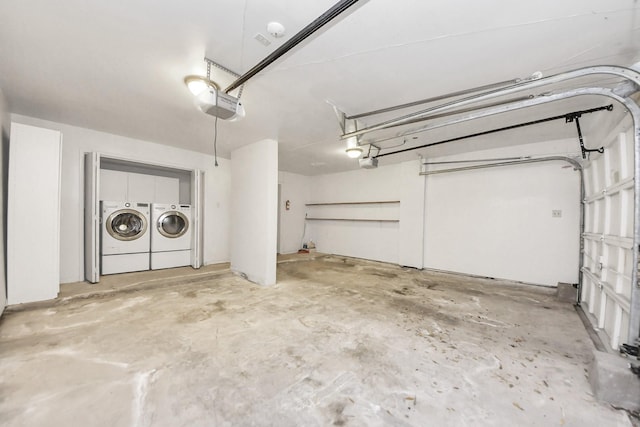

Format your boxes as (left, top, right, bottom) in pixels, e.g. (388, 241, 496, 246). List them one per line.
(101, 201, 150, 275)
(150, 203, 192, 270)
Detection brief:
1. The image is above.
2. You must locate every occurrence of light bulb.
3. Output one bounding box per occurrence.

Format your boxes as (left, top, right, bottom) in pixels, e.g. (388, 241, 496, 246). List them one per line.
(187, 80, 208, 96)
(346, 147, 363, 158)
(345, 136, 362, 158)
(184, 75, 219, 96)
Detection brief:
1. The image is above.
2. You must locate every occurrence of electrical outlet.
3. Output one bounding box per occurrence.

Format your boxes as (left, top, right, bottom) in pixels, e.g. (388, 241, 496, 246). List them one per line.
(552, 210, 562, 218)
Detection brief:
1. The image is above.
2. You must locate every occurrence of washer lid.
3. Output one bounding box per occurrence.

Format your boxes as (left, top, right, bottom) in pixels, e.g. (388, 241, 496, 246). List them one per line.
(106, 209, 148, 241)
(157, 211, 189, 238)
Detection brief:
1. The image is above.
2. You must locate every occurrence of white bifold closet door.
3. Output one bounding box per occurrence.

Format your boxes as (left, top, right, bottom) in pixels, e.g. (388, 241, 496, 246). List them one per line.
(84, 152, 100, 283)
(8, 123, 62, 304)
(191, 169, 203, 269)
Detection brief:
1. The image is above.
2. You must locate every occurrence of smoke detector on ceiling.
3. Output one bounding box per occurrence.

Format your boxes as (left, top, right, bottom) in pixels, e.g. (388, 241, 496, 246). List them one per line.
(267, 22, 286, 38)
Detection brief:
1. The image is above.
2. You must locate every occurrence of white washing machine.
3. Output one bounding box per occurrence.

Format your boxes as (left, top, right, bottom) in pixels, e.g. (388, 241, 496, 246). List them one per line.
(101, 201, 150, 275)
(150, 203, 192, 270)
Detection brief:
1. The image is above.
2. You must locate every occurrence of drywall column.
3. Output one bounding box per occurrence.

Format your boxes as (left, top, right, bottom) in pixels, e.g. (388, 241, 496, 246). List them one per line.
(230, 139, 278, 285)
(398, 159, 425, 268)
(0, 89, 9, 314)
(7, 123, 62, 304)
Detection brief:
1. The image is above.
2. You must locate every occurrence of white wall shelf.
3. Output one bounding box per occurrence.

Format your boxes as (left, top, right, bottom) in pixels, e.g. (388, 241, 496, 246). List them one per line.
(305, 200, 400, 206)
(305, 200, 400, 223)
(305, 218, 399, 222)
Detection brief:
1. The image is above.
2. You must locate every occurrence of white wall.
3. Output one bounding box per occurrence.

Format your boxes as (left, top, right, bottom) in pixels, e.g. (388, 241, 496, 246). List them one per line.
(230, 139, 278, 286)
(0, 89, 9, 313)
(278, 171, 310, 254)
(308, 139, 581, 287)
(306, 160, 425, 266)
(2, 113, 585, 289)
(398, 160, 426, 268)
(424, 140, 581, 286)
(11, 114, 231, 284)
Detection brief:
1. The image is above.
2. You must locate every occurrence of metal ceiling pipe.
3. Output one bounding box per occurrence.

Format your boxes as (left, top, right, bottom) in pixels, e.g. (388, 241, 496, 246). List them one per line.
(373, 104, 612, 159)
(422, 156, 531, 165)
(341, 65, 640, 140)
(346, 78, 522, 120)
(363, 88, 624, 147)
(225, 0, 365, 93)
(420, 156, 582, 175)
(349, 98, 533, 149)
(368, 96, 534, 133)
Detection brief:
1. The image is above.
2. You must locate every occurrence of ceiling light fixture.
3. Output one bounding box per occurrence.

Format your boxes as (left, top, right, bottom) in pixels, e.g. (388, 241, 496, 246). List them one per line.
(346, 147, 363, 158)
(184, 59, 247, 169)
(345, 136, 363, 158)
(184, 75, 219, 96)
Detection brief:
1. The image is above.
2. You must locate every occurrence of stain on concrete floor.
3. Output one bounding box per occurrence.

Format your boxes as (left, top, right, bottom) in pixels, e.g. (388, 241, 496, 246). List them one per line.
(0, 254, 632, 426)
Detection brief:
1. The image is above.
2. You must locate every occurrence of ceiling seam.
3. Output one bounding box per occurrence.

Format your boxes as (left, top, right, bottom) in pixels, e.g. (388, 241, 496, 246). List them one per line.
(240, 0, 249, 72)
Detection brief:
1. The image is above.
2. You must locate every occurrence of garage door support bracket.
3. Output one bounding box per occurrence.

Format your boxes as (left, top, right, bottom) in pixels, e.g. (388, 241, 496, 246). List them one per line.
(565, 107, 610, 159)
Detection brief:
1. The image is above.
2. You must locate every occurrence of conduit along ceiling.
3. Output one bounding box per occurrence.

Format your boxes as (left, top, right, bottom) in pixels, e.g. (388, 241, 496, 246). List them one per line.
(0, 0, 639, 174)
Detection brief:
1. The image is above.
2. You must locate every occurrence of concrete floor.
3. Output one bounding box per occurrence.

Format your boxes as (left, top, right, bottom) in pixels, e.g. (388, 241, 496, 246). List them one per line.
(0, 254, 632, 426)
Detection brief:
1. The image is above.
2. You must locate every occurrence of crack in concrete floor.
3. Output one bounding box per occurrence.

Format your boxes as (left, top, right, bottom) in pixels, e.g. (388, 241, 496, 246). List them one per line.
(0, 255, 633, 426)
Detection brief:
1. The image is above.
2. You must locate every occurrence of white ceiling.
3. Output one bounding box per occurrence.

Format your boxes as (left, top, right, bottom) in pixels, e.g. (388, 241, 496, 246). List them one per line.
(1, 0, 639, 175)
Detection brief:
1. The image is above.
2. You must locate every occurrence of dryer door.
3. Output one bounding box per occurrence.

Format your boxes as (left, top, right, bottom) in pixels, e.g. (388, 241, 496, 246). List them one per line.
(157, 211, 189, 238)
(106, 209, 148, 241)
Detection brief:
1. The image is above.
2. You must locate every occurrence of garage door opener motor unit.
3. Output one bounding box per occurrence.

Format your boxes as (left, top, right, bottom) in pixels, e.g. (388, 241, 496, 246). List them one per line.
(196, 87, 242, 120)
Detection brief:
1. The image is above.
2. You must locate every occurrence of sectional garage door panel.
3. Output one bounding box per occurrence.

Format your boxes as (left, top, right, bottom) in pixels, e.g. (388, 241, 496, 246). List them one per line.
(581, 125, 635, 350)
